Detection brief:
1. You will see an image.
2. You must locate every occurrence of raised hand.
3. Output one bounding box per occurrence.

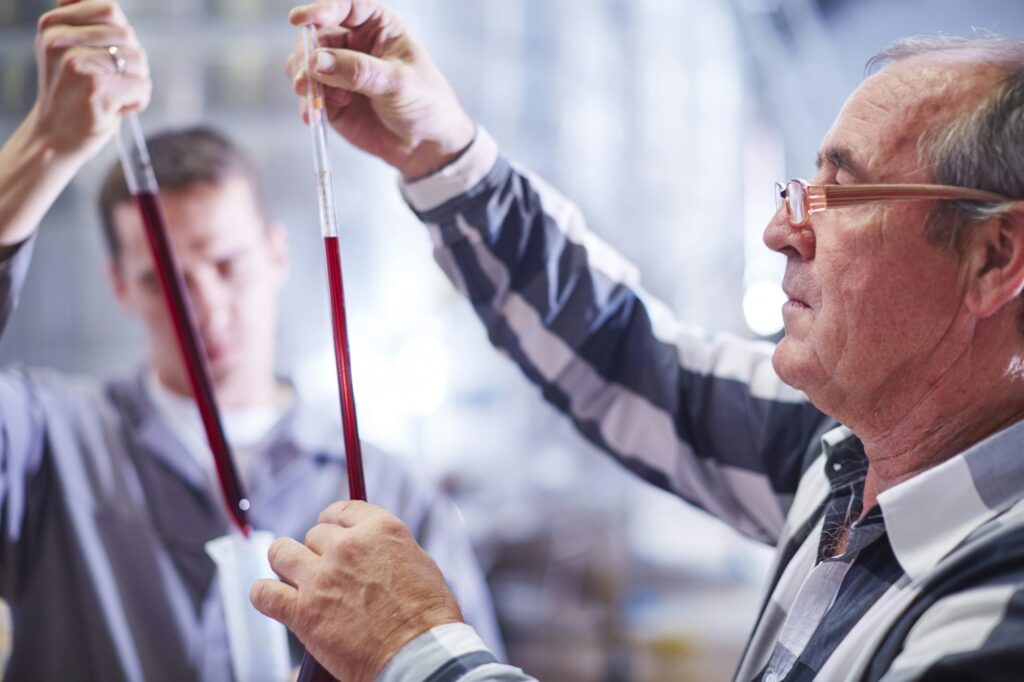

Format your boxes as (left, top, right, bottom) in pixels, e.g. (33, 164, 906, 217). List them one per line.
(0, 0, 151, 247)
(286, 1, 475, 180)
(32, 0, 150, 162)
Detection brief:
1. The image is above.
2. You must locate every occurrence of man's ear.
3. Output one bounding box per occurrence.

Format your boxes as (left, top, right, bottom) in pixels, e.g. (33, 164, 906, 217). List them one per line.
(106, 259, 132, 312)
(965, 203, 1024, 319)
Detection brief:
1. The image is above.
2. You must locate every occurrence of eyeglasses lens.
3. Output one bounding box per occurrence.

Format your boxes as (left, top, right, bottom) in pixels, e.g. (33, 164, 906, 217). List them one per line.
(786, 181, 806, 224)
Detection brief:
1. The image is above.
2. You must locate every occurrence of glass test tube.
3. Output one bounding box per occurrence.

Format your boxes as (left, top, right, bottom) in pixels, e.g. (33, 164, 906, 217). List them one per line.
(116, 113, 252, 536)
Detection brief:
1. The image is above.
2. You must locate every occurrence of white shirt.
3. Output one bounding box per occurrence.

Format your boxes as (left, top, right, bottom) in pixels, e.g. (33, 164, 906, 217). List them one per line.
(143, 371, 291, 491)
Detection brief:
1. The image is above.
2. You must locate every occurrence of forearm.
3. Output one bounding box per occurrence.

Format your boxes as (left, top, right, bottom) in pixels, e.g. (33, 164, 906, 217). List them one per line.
(403, 133, 829, 542)
(0, 108, 85, 248)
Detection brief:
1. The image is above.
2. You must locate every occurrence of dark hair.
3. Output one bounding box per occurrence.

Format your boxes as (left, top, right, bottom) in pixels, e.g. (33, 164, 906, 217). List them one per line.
(98, 125, 271, 261)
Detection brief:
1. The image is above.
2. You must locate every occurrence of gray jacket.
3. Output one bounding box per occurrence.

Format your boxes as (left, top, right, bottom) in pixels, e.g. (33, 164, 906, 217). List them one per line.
(0, 239, 501, 681)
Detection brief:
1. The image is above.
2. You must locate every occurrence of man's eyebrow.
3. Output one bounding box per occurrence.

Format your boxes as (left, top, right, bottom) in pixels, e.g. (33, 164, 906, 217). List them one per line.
(815, 147, 864, 178)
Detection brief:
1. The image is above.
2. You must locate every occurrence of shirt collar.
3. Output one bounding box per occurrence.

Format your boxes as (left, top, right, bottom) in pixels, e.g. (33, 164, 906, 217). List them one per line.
(274, 393, 347, 464)
(112, 369, 340, 491)
(828, 418, 1024, 581)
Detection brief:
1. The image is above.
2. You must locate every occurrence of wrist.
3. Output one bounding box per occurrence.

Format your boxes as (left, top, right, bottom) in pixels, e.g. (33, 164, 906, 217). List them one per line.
(398, 118, 477, 182)
(361, 603, 464, 682)
(375, 623, 496, 682)
(400, 127, 499, 214)
(0, 107, 90, 246)
(24, 104, 99, 173)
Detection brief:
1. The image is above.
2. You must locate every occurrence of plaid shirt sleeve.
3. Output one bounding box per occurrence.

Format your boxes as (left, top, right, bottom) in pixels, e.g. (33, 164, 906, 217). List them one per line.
(377, 624, 531, 682)
(401, 130, 830, 545)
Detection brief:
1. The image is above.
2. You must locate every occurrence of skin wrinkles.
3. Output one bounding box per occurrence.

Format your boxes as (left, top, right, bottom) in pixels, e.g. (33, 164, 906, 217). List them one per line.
(766, 52, 1024, 512)
(868, 371, 1024, 500)
(781, 60, 978, 390)
(816, 148, 865, 180)
(869, 246, 1024, 472)
(864, 312, 969, 452)
(805, 199, 961, 422)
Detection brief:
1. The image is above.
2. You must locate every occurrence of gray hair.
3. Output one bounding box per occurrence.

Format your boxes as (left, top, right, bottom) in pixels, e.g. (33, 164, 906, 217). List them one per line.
(866, 35, 1024, 253)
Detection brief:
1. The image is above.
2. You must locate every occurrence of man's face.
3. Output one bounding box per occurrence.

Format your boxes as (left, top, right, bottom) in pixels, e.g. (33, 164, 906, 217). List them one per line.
(764, 56, 1000, 427)
(110, 177, 288, 406)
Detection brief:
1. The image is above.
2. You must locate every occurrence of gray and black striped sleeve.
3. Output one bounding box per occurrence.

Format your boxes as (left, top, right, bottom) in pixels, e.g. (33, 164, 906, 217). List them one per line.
(402, 131, 830, 545)
(377, 624, 533, 682)
(880, 581, 1024, 681)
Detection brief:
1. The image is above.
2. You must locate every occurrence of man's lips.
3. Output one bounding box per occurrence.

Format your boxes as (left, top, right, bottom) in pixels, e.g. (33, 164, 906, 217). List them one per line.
(780, 284, 813, 314)
(781, 278, 811, 309)
(202, 339, 232, 362)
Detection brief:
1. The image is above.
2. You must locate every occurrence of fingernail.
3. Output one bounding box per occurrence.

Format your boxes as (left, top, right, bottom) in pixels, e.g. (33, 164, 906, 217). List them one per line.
(315, 50, 335, 74)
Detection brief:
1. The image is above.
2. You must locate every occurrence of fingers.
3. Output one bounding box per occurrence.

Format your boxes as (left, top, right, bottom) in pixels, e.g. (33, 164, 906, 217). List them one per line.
(283, 17, 383, 129)
(317, 501, 408, 537)
(290, 65, 353, 106)
(318, 25, 354, 49)
(58, 43, 146, 77)
(107, 73, 151, 114)
(285, 49, 300, 82)
(267, 536, 318, 585)
(304, 522, 346, 555)
(250, 578, 298, 628)
(40, 0, 127, 30)
(317, 499, 365, 526)
(29, 0, 151, 158)
(40, 23, 137, 51)
(37, 3, 148, 83)
(284, 26, 349, 80)
(288, 0, 378, 29)
(308, 48, 395, 97)
(323, 86, 353, 109)
(105, 44, 146, 77)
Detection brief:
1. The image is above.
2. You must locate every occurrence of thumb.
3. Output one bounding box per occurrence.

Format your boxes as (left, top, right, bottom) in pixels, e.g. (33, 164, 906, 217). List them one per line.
(250, 578, 298, 628)
(309, 48, 395, 97)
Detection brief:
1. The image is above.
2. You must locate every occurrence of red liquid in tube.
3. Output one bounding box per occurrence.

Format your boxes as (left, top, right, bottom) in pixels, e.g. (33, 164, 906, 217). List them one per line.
(323, 235, 366, 503)
(135, 191, 252, 535)
(295, 238, 365, 682)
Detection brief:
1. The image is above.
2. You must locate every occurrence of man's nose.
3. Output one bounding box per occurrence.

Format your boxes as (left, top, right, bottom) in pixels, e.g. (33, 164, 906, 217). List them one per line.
(763, 209, 815, 260)
(185, 269, 230, 332)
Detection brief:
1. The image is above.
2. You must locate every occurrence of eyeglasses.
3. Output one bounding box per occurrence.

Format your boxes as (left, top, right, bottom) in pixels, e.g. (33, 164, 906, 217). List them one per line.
(774, 178, 1008, 227)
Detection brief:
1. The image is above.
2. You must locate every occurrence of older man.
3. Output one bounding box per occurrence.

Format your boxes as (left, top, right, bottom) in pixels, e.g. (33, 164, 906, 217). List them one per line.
(257, 2, 1024, 681)
(0, 2, 500, 679)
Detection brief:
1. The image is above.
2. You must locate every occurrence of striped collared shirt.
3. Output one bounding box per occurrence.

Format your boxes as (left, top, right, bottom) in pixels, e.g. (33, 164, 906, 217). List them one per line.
(377, 130, 1024, 682)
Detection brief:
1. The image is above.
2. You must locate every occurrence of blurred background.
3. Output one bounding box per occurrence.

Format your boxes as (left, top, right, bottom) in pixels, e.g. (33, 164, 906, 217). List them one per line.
(0, 0, 1022, 679)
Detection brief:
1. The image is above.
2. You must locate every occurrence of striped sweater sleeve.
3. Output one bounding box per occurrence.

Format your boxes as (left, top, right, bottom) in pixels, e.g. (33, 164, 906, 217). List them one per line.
(402, 130, 829, 545)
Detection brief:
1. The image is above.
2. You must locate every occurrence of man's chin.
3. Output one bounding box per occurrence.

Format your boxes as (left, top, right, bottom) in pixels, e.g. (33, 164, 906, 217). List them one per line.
(771, 338, 809, 391)
(206, 354, 241, 386)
